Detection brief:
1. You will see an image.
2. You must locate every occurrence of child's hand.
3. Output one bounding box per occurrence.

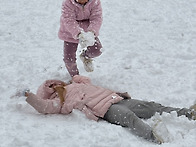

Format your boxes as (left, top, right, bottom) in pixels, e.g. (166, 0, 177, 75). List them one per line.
(78, 31, 95, 48)
(78, 33, 88, 48)
(23, 89, 30, 97)
(10, 88, 30, 99)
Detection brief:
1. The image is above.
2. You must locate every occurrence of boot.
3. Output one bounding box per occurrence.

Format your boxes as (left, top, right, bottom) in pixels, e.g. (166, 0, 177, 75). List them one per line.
(190, 104, 196, 120)
(80, 51, 94, 72)
(152, 131, 164, 144)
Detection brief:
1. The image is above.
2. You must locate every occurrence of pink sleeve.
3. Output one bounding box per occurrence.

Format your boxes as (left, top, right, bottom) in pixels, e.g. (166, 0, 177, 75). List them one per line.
(72, 75, 91, 84)
(36, 82, 55, 100)
(87, 0, 102, 36)
(61, 103, 73, 114)
(60, 0, 83, 40)
(26, 93, 62, 114)
(82, 106, 99, 121)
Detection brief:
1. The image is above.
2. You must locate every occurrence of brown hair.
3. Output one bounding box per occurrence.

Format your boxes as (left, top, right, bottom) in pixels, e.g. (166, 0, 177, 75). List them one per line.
(53, 84, 67, 104)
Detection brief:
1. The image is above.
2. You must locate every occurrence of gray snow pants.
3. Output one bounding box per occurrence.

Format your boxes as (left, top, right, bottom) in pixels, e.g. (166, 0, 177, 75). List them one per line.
(63, 37, 102, 77)
(103, 99, 191, 141)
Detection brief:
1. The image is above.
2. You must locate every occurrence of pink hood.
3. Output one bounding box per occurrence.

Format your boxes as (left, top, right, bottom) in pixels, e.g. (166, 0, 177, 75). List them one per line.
(58, 0, 103, 43)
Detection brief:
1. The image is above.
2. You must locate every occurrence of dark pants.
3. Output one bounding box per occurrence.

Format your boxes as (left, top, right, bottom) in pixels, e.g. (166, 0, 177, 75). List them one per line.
(63, 37, 102, 77)
(103, 99, 191, 142)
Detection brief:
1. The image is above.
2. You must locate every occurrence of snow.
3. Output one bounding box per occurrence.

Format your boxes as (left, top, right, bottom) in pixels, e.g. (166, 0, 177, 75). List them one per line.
(1, 0, 196, 146)
(79, 31, 96, 48)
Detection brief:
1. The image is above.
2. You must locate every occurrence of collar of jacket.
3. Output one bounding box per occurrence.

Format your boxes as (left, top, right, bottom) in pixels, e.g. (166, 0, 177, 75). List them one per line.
(73, 0, 92, 6)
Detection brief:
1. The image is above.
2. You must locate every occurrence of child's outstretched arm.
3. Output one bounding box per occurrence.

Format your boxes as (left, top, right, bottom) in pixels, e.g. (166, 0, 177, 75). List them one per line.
(26, 92, 62, 114)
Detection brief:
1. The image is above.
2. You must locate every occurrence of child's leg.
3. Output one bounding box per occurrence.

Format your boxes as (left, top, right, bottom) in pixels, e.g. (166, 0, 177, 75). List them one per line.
(84, 37, 102, 58)
(119, 99, 192, 119)
(103, 104, 156, 142)
(63, 41, 79, 77)
(152, 101, 192, 119)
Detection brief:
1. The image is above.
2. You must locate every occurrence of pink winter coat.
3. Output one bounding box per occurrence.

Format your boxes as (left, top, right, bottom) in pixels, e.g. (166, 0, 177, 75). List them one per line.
(26, 75, 123, 121)
(58, 0, 102, 43)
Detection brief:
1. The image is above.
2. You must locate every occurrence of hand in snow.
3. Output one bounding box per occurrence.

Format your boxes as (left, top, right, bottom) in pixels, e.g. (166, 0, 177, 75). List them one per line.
(78, 31, 95, 48)
(11, 88, 30, 98)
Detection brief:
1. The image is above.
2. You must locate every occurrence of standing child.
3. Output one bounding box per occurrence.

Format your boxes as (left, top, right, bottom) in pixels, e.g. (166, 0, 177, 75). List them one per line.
(58, 0, 103, 77)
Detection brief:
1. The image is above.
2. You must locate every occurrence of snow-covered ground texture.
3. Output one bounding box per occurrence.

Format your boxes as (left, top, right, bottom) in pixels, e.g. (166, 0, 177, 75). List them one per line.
(1, 0, 196, 146)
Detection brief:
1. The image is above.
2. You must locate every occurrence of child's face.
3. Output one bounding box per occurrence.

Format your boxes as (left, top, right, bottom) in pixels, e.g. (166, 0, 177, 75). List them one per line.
(77, 0, 88, 5)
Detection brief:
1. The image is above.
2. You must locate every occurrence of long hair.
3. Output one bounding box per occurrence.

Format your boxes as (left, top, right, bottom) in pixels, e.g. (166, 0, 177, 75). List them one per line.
(53, 83, 67, 104)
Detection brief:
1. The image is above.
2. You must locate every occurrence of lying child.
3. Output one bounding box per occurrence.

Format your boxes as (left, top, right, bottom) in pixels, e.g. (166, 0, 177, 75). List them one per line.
(23, 75, 196, 144)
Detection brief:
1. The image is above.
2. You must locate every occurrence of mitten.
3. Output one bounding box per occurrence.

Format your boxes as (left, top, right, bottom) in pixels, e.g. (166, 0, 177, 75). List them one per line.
(78, 32, 88, 48)
(78, 31, 95, 48)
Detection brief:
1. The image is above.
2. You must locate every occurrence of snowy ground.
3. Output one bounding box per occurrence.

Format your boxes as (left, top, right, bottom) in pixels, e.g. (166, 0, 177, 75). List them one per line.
(1, 0, 196, 147)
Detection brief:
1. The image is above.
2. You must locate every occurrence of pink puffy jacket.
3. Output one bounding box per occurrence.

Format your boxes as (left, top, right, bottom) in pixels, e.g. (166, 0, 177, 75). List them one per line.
(58, 0, 102, 43)
(26, 75, 123, 121)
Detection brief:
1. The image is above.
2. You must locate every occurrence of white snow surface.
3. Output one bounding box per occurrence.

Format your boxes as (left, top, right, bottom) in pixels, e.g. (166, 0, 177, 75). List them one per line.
(1, 0, 196, 147)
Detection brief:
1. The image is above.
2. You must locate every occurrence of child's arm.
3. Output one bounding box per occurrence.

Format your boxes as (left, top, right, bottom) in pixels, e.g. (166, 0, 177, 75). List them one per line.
(82, 106, 99, 121)
(60, 1, 83, 40)
(87, 0, 103, 36)
(26, 93, 62, 114)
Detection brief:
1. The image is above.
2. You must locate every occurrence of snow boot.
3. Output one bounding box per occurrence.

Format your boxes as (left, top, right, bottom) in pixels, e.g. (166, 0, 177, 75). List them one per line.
(190, 104, 196, 120)
(190, 103, 196, 111)
(80, 51, 94, 72)
(152, 130, 164, 144)
(152, 119, 173, 144)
